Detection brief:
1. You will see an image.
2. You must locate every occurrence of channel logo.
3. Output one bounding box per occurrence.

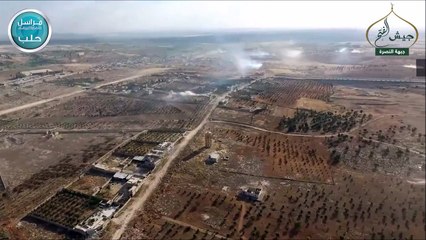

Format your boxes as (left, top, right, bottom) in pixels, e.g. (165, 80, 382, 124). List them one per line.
(8, 9, 52, 53)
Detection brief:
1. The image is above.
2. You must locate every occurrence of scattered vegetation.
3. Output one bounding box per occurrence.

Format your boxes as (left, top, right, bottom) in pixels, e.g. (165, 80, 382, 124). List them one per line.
(113, 141, 157, 158)
(278, 109, 372, 134)
(30, 189, 102, 228)
(136, 130, 183, 144)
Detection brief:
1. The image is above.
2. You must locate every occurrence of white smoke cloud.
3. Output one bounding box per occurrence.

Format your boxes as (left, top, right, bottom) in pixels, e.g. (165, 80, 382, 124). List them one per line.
(177, 91, 198, 96)
(168, 90, 207, 97)
(226, 46, 264, 76)
(282, 49, 303, 58)
(235, 57, 263, 73)
(403, 64, 416, 69)
(249, 50, 271, 58)
(337, 47, 347, 53)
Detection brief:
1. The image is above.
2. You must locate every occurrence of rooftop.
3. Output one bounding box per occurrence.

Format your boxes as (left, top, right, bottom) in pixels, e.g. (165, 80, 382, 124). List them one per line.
(113, 172, 130, 180)
(209, 153, 220, 160)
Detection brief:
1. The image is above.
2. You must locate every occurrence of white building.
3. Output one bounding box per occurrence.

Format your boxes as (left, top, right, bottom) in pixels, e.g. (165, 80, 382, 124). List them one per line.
(132, 156, 145, 162)
(20, 69, 56, 77)
(205, 152, 220, 165)
(113, 172, 132, 181)
(238, 187, 265, 202)
(75, 206, 119, 236)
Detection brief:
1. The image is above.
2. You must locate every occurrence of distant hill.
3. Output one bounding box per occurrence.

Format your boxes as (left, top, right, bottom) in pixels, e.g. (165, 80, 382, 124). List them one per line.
(0, 29, 369, 45)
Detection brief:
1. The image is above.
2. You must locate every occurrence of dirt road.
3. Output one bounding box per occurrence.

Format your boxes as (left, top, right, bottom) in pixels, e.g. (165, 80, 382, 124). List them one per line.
(0, 68, 167, 117)
(210, 115, 386, 139)
(360, 136, 425, 157)
(0, 90, 85, 117)
(211, 119, 425, 157)
(1, 128, 145, 134)
(110, 80, 256, 240)
(209, 119, 338, 138)
(162, 216, 228, 239)
(111, 94, 230, 240)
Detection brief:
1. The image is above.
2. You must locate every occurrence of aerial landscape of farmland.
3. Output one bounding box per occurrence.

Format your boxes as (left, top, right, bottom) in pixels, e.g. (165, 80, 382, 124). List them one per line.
(0, 1, 425, 240)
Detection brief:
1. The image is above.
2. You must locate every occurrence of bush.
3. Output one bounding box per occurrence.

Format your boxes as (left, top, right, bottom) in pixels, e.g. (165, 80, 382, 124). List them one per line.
(0, 230, 9, 240)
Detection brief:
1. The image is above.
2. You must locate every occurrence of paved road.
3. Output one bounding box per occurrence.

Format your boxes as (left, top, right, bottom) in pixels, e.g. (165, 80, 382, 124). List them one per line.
(0, 68, 166, 117)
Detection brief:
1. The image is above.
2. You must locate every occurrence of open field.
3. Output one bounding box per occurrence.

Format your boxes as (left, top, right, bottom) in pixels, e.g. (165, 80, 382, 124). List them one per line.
(0, 133, 121, 189)
(122, 122, 425, 240)
(0, 133, 122, 228)
(210, 123, 333, 183)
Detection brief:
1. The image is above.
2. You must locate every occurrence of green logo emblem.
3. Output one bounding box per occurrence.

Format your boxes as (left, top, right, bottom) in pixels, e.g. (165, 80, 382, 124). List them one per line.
(366, 4, 418, 56)
(8, 9, 52, 53)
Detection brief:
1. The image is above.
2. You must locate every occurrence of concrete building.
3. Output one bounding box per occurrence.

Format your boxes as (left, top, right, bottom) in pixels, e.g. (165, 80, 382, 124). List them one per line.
(44, 130, 61, 139)
(137, 159, 155, 171)
(205, 152, 220, 165)
(112, 176, 143, 205)
(113, 172, 131, 181)
(151, 149, 164, 155)
(156, 142, 172, 151)
(205, 131, 212, 148)
(75, 205, 119, 237)
(238, 187, 264, 202)
(132, 156, 145, 162)
(19, 69, 62, 77)
(219, 99, 228, 106)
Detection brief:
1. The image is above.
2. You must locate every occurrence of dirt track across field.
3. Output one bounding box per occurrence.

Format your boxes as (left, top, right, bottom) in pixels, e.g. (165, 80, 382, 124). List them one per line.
(0, 68, 167, 117)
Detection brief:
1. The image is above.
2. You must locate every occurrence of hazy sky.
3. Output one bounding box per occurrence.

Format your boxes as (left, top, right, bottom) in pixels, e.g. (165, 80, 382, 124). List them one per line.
(0, 1, 424, 38)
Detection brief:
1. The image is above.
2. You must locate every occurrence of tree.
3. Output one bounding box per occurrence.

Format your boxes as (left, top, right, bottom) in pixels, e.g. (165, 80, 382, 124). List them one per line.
(382, 147, 390, 157)
(396, 149, 404, 158)
(0, 230, 9, 240)
(331, 153, 341, 165)
(289, 222, 302, 237)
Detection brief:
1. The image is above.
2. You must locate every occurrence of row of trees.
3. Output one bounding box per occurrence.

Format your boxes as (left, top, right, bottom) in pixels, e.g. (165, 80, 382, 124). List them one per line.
(278, 109, 372, 134)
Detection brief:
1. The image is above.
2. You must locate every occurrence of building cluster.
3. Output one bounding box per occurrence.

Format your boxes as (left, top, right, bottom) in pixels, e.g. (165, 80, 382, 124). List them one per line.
(74, 140, 177, 236)
(73, 171, 144, 236)
(237, 187, 265, 202)
(132, 141, 173, 171)
(18, 69, 63, 77)
(25, 130, 182, 238)
(44, 130, 62, 139)
(75, 205, 118, 236)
